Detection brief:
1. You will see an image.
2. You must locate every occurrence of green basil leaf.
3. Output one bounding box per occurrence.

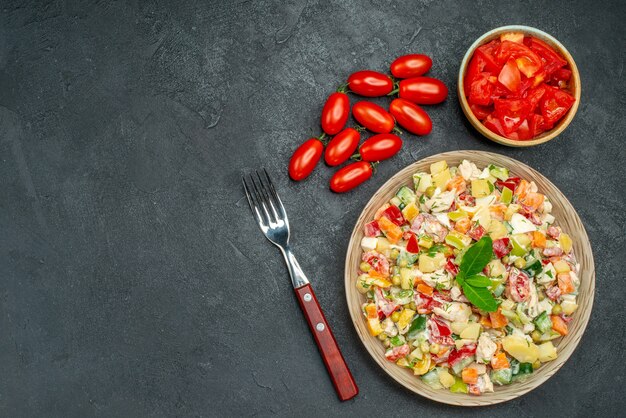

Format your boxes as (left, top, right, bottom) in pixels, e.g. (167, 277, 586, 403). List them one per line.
(464, 274, 492, 288)
(458, 236, 493, 280)
(461, 282, 498, 312)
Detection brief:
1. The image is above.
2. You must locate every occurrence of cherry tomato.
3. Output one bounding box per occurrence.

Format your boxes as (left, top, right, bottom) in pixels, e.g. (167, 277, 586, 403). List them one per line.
(347, 70, 393, 97)
(321, 91, 350, 135)
(359, 133, 402, 162)
(288, 138, 323, 181)
(398, 77, 448, 105)
(329, 161, 373, 193)
(352, 101, 395, 133)
(390, 54, 432, 79)
(324, 128, 360, 166)
(389, 98, 432, 136)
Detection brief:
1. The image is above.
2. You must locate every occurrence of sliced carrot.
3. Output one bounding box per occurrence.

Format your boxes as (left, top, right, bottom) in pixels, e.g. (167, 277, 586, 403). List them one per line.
(557, 272, 575, 294)
(365, 303, 378, 320)
(489, 308, 509, 329)
(515, 179, 530, 199)
(520, 192, 545, 212)
(479, 315, 492, 329)
(455, 217, 471, 234)
(377, 216, 402, 244)
(417, 283, 434, 296)
(532, 230, 547, 248)
(551, 315, 569, 335)
(491, 352, 510, 370)
(462, 368, 479, 384)
(489, 204, 507, 221)
(447, 175, 467, 193)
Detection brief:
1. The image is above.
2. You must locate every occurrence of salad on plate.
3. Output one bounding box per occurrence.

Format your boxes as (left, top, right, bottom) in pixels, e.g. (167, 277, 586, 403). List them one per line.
(356, 159, 579, 395)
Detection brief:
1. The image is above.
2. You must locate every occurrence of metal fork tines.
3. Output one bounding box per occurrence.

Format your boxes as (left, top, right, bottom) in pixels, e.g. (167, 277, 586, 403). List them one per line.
(242, 169, 309, 288)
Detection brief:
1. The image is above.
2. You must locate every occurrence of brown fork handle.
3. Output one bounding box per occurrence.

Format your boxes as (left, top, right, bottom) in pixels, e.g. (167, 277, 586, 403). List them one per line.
(294, 284, 359, 401)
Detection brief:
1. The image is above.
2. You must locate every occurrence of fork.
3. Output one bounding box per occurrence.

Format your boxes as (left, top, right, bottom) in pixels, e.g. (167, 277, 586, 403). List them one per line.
(242, 169, 358, 401)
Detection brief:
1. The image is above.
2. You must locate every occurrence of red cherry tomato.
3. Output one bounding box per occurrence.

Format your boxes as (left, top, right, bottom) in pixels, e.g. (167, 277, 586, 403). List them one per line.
(321, 91, 350, 135)
(288, 138, 323, 181)
(352, 101, 395, 133)
(324, 128, 360, 166)
(389, 98, 432, 136)
(347, 70, 393, 97)
(390, 54, 432, 79)
(330, 161, 373, 193)
(359, 133, 402, 162)
(398, 77, 448, 105)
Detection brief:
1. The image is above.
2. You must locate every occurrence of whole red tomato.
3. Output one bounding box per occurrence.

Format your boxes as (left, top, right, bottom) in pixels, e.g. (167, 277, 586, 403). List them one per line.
(352, 101, 395, 133)
(389, 98, 432, 136)
(329, 161, 373, 193)
(390, 54, 432, 79)
(398, 77, 448, 104)
(347, 70, 393, 97)
(288, 137, 324, 181)
(321, 90, 350, 135)
(324, 128, 360, 166)
(359, 133, 402, 161)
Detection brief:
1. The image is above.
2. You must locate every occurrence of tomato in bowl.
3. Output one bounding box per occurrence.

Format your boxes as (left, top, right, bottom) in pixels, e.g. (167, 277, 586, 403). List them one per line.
(458, 26, 581, 147)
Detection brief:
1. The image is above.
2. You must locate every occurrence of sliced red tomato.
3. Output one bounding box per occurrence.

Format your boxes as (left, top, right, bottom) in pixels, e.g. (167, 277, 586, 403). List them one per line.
(363, 220, 381, 237)
(381, 205, 404, 226)
(385, 344, 410, 361)
(528, 37, 567, 72)
(464, 55, 483, 94)
(525, 84, 548, 112)
(468, 225, 486, 241)
(406, 234, 419, 253)
(515, 118, 533, 140)
(528, 113, 548, 137)
(495, 41, 542, 77)
(498, 59, 521, 92)
(540, 86, 575, 125)
(483, 114, 507, 137)
(475, 40, 501, 72)
(493, 98, 530, 134)
(469, 103, 493, 120)
(363, 250, 390, 276)
(548, 68, 572, 87)
(468, 73, 493, 106)
(500, 32, 524, 44)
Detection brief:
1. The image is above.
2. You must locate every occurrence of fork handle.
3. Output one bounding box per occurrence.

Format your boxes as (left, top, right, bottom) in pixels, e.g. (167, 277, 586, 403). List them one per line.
(295, 284, 359, 401)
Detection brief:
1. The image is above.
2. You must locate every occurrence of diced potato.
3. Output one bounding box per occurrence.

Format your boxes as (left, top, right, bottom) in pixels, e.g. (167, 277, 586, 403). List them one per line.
(471, 179, 491, 198)
(553, 260, 571, 274)
(430, 160, 448, 175)
(561, 299, 578, 315)
(409, 347, 423, 361)
(432, 169, 452, 189)
(376, 237, 390, 252)
(502, 336, 539, 363)
(418, 235, 434, 249)
(486, 259, 506, 278)
(450, 322, 470, 335)
(367, 317, 383, 336)
(438, 369, 456, 388)
(419, 252, 446, 273)
(488, 220, 508, 240)
(504, 204, 520, 221)
(400, 268, 413, 290)
(460, 323, 481, 340)
(402, 202, 419, 223)
(537, 341, 558, 362)
(559, 233, 573, 253)
(414, 173, 432, 193)
(473, 205, 492, 228)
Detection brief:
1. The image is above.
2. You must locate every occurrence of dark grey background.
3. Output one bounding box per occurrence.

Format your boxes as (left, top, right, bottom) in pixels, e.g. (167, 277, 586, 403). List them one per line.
(1, 0, 625, 416)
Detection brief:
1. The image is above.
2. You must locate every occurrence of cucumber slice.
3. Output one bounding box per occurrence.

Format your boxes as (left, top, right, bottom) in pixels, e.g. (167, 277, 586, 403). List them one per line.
(396, 186, 416, 206)
(489, 164, 510, 181)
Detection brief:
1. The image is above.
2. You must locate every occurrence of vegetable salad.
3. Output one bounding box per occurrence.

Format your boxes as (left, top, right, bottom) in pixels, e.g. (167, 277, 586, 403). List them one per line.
(356, 160, 579, 395)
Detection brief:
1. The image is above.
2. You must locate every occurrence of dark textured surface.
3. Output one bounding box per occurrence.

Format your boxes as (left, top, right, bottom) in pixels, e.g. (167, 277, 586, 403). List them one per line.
(1, 0, 625, 416)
